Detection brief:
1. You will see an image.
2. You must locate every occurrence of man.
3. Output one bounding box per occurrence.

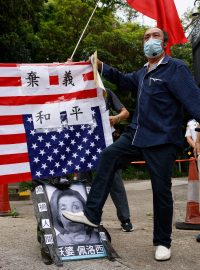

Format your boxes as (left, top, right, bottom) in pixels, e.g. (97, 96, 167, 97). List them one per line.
(78, 88, 133, 232)
(63, 27, 200, 261)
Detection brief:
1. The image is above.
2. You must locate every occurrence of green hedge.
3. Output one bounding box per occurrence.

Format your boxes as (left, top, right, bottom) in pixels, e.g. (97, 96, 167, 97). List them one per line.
(122, 161, 189, 180)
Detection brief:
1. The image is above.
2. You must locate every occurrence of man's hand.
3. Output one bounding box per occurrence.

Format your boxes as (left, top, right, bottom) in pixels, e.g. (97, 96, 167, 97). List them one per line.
(66, 58, 72, 63)
(109, 115, 120, 127)
(97, 58, 102, 71)
(90, 55, 102, 72)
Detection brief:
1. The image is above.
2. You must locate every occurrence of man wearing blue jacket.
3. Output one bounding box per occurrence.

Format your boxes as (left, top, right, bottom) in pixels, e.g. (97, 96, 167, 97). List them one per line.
(63, 27, 200, 261)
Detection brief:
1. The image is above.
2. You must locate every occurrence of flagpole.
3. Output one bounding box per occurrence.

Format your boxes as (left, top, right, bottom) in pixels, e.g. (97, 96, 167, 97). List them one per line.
(70, 0, 101, 60)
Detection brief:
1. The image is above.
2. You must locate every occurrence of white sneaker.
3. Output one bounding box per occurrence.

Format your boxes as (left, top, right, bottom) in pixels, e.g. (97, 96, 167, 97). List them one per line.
(155, 245, 171, 261)
(62, 211, 98, 228)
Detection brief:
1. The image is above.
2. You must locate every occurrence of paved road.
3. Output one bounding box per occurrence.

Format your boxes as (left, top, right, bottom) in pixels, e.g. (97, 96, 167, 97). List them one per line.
(0, 178, 200, 270)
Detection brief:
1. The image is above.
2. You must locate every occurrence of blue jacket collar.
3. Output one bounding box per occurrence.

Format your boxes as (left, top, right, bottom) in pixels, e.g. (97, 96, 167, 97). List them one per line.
(144, 54, 170, 67)
(161, 55, 170, 64)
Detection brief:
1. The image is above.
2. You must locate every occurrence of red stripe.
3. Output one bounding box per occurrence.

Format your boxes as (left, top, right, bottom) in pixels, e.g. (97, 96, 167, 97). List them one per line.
(0, 172, 32, 184)
(0, 153, 29, 165)
(82, 71, 94, 81)
(0, 75, 59, 86)
(0, 74, 91, 87)
(0, 76, 58, 86)
(0, 62, 90, 67)
(49, 75, 59, 85)
(0, 77, 21, 86)
(0, 66, 92, 87)
(0, 133, 26, 144)
(0, 63, 18, 67)
(64, 61, 90, 66)
(0, 115, 23, 125)
(0, 89, 97, 105)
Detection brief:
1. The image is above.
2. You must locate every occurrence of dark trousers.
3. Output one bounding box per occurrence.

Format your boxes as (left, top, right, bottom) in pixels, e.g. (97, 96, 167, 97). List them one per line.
(84, 128, 177, 248)
(110, 169, 130, 222)
(78, 170, 130, 223)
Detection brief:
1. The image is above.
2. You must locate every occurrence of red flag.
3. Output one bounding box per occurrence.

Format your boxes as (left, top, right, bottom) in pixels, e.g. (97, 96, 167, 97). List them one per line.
(126, 0, 188, 54)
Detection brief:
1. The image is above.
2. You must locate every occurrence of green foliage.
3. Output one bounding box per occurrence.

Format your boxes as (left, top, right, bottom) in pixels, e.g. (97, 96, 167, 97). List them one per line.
(19, 181, 32, 191)
(123, 164, 149, 180)
(33, 0, 114, 61)
(123, 162, 188, 180)
(171, 42, 193, 72)
(0, 0, 193, 74)
(0, 0, 45, 62)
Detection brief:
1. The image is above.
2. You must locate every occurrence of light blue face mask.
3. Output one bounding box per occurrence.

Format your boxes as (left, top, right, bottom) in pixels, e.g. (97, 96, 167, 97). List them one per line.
(143, 38, 164, 58)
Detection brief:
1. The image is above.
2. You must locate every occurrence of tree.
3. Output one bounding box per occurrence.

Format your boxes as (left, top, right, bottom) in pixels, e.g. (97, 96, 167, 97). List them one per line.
(0, 0, 45, 62)
(34, 0, 121, 62)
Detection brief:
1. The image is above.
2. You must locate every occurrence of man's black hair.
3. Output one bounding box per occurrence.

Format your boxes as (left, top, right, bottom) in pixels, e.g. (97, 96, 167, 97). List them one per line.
(162, 30, 169, 43)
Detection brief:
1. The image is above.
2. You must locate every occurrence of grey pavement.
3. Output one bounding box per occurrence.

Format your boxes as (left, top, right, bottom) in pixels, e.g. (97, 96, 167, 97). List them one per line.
(0, 177, 200, 270)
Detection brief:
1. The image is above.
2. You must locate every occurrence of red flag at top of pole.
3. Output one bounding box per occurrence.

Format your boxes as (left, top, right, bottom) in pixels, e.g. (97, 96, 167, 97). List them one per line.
(126, 0, 188, 54)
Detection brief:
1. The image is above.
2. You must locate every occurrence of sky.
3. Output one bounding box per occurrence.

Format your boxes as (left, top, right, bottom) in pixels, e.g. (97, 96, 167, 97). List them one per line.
(174, 0, 194, 17)
(137, 0, 195, 26)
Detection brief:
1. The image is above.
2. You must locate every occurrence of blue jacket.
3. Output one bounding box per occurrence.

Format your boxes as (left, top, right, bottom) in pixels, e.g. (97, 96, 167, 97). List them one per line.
(102, 55, 200, 148)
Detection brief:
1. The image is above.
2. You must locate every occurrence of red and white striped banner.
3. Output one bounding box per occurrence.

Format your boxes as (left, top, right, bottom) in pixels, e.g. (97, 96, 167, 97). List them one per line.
(0, 62, 112, 184)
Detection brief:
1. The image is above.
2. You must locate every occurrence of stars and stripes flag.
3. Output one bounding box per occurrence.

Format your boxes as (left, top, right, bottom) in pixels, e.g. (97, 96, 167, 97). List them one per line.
(0, 62, 113, 184)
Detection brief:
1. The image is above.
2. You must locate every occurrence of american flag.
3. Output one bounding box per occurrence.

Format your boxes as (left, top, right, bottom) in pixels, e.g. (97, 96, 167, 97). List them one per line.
(0, 62, 112, 184)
